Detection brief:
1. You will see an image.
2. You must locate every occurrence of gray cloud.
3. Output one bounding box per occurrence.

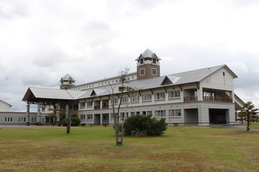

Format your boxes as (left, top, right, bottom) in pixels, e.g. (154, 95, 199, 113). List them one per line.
(1, 0, 259, 111)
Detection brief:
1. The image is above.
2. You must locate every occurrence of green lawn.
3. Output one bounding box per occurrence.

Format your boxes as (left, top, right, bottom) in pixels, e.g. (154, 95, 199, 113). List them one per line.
(0, 126, 259, 172)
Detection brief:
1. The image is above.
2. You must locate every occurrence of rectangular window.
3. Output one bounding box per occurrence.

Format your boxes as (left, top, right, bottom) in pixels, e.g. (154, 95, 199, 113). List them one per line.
(168, 90, 181, 100)
(169, 109, 181, 119)
(87, 114, 93, 121)
(155, 92, 165, 101)
(120, 112, 125, 119)
(131, 112, 135, 116)
(111, 97, 118, 105)
(131, 94, 139, 103)
(152, 68, 157, 75)
(155, 110, 166, 118)
(80, 102, 85, 109)
(142, 93, 152, 102)
(80, 115, 85, 120)
(87, 101, 93, 108)
(121, 96, 128, 104)
(42, 106, 45, 112)
(111, 113, 118, 120)
(140, 68, 145, 76)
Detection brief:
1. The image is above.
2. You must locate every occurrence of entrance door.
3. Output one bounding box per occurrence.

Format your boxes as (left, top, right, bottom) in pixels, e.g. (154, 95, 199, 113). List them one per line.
(94, 114, 100, 125)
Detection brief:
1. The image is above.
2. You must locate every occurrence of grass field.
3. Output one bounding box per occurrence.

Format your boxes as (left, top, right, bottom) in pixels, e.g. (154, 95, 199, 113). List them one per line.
(0, 125, 259, 172)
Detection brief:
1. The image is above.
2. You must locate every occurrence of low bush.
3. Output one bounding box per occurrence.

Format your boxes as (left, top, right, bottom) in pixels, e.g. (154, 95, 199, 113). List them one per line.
(123, 114, 167, 136)
(81, 123, 86, 127)
(61, 117, 81, 126)
(35, 122, 43, 126)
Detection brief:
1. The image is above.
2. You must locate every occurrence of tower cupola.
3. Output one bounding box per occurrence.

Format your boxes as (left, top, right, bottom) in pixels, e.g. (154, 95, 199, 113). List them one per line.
(135, 49, 161, 80)
(60, 74, 75, 89)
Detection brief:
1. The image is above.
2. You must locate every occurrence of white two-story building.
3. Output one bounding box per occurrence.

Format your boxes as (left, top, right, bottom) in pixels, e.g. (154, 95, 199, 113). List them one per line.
(22, 49, 244, 125)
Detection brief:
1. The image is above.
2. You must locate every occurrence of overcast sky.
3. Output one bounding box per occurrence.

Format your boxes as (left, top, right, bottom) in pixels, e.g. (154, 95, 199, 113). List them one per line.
(1, 0, 259, 111)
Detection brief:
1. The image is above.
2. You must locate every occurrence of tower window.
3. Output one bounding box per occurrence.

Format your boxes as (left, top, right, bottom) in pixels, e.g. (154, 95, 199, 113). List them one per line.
(140, 68, 145, 76)
(140, 59, 144, 64)
(153, 59, 156, 63)
(152, 68, 157, 75)
(223, 72, 225, 76)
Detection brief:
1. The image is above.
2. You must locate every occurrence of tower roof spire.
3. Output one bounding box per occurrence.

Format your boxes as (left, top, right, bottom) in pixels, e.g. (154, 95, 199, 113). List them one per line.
(135, 49, 161, 61)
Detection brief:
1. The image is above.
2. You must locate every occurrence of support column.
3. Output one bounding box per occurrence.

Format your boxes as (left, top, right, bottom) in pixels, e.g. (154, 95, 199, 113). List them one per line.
(197, 88, 203, 101)
(37, 104, 41, 123)
(100, 113, 103, 125)
(56, 104, 60, 122)
(100, 100, 103, 109)
(26, 103, 30, 126)
(198, 104, 209, 125)
(66, 104, 69, 117)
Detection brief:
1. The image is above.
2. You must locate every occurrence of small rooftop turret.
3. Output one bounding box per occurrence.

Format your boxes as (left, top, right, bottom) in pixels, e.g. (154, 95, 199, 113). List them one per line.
(135, 49, 161, 80)
(60, 74, 75, 89)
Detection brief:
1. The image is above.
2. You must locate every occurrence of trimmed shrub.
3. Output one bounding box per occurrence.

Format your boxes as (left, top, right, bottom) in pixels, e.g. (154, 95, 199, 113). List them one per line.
(123, 114, 167, 136)
(61, 117, 81, 126)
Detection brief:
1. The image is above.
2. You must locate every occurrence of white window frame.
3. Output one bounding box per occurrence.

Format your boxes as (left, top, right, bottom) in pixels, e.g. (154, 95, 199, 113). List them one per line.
(80, 114, 86, 120)
(111, 97, 118, 105)
(121, 96, 128, 104)
(140, 68, 145, 76)
(152, 68, 157, 75)
(155, 110, 166, 118)
(169, 109, 181, 119)
(80, 102, 85, 109)
(155, 92, 165, 101)
(87, 101, 93, 108)
(168, 90, 181, 100)
(87, 114, 93, 121)
(131, 94, 140, 103)
(142, 93, 152, 102)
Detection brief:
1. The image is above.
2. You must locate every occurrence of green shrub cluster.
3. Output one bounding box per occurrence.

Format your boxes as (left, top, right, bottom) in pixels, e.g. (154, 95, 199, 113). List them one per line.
(123, 114, 167, 136)
(61, 117, 81, 126)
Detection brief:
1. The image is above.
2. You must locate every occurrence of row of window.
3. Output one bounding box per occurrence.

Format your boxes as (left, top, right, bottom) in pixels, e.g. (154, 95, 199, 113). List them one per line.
(79, 90, 181, 109)
(140, 68, 157, 76)
(139, 58, 158, 64)
(80, 109, 181, 121)
(71, 76, 136, 91)
(4, 117, 26, 122)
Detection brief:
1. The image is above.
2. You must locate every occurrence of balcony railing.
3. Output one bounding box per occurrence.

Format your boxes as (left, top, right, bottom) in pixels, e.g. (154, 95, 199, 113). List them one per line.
(184, 96, 198, 102)
(203, 96, 232, 103)
(184, 96, 232, 103)
(94, 105, 100, 110)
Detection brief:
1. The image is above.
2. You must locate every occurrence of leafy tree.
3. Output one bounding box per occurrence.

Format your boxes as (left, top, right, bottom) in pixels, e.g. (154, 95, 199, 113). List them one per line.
(48, 108, 66, 123)
(46, 113, 57, 124)
(123, 114, 168, 136)
(238, 101, 258, 131)
(61, 117, 81, 126)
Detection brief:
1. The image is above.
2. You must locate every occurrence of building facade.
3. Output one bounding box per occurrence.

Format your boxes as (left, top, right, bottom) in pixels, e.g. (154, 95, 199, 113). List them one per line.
(22, 49, 244, 126)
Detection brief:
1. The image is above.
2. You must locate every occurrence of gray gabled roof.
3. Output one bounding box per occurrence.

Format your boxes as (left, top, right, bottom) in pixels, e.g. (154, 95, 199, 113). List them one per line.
(168, 65, 237, 85)
(22, 87, 83, 102)
(23, 64, 238, 103)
